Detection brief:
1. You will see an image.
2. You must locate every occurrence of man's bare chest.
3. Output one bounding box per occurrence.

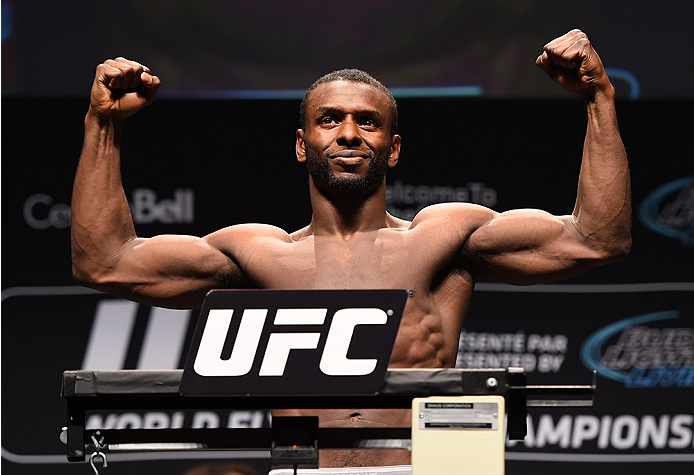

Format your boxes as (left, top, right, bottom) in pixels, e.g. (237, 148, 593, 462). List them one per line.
(230, 227, 475, 368)
(243, 231, 458, 291)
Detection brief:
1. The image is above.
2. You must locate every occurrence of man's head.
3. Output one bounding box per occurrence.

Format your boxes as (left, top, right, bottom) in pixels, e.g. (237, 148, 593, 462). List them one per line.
(297, 70, 401, 197)
(300, 69, 398, 136)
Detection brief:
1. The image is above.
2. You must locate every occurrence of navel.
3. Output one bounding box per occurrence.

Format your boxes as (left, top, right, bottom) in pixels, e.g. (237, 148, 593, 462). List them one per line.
(349, 412, 363, 425)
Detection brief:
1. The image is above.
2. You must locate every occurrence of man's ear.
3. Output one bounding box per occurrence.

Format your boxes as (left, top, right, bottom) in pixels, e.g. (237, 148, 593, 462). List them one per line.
(296, 129, 307, 163)
(388, 134, 402, 168)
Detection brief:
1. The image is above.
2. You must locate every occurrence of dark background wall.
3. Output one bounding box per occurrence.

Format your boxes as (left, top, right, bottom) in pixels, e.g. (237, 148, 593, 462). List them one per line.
(3, 0, 694, 100)
(2, 1, 692, 474)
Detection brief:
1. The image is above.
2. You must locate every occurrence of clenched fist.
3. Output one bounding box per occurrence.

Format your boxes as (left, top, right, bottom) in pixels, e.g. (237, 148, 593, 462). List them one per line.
(536, 29, 613, 100)
(89, 57, 161, 121)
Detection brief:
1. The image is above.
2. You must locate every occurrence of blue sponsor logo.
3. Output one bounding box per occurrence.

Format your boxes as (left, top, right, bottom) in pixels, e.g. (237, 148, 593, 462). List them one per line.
(580, 311, 694, 388)
(638, 176, 694, 246)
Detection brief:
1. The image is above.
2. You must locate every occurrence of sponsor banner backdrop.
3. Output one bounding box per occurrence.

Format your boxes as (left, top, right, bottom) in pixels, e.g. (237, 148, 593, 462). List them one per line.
(461, 285, 693, 462)
(2, 98, 693, 475)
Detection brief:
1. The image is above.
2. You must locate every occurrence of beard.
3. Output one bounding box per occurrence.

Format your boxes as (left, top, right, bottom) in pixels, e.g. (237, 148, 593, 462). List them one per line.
(304, 143, 391, 197)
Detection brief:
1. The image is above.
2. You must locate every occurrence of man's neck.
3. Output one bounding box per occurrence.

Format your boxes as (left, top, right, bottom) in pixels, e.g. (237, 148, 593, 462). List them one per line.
(307, 178, 391, 237)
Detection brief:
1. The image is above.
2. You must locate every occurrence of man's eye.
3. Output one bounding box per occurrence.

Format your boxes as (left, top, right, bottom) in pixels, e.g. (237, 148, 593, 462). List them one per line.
(320, 116, 336, 124)
(361, 119, 376, 127)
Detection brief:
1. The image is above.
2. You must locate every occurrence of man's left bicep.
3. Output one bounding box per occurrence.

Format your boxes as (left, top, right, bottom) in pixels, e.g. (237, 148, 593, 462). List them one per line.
(463, 210, 600, 284)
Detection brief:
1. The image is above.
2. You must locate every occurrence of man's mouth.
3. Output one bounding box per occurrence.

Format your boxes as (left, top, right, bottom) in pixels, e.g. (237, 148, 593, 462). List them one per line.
(329, 150, 370, 167)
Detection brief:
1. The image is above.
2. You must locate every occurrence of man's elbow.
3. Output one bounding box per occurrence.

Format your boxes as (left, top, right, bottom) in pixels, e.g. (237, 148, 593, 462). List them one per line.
(71, 257, 115, 290)
(606, 241, 631, 264)
(594, 234, 632, 264)
(72, 262, 100, 289)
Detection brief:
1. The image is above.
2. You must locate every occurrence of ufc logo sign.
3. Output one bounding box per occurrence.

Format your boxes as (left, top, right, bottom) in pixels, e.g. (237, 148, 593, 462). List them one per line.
(193, 308, 386, 377)
(181, 290, 407, 396)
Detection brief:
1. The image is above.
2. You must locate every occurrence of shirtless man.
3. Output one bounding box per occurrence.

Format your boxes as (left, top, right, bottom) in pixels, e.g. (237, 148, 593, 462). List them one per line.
(71, 30, 631, 472)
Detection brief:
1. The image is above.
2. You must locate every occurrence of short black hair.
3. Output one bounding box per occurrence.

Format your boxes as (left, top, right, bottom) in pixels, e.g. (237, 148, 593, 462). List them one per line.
(300, 69, 398, 135)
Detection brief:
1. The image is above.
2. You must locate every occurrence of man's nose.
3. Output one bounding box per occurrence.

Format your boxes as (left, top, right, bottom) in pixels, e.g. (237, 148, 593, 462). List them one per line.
(336, 119, 362, 147)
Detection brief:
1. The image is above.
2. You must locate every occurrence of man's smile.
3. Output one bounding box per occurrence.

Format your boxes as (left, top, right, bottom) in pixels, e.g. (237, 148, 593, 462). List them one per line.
(329, 150, 370, 167)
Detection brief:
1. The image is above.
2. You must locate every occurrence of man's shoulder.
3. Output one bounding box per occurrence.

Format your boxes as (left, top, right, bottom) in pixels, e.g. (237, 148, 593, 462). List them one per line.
(206, 223, 294, 244)
(410, 202, 496, 228)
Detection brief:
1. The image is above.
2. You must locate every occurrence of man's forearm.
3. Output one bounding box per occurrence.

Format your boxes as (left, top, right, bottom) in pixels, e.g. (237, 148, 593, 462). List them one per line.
(71, 113, 137, 284)
(573, 87, 632, 259)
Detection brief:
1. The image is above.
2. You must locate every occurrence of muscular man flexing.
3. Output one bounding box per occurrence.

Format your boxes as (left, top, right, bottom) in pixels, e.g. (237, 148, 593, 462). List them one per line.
(71, 30, 631, 471)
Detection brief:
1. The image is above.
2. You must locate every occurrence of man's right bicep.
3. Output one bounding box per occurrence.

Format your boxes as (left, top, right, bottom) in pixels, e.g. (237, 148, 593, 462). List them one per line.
(82, 234, 247, 308)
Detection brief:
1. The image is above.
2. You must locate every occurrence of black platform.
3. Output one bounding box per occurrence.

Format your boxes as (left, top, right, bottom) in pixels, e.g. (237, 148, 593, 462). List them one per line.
(62, 367, 595, 462)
